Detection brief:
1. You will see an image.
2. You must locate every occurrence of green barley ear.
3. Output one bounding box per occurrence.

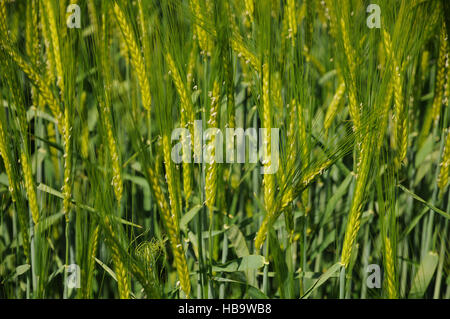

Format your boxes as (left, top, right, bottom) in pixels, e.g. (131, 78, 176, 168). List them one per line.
(40, 0, 56, 87)
(419, 23, 448, 146)
(205, 80, 220, 214)
(113, 2, 152, 112)
(383, 29, 407, 168)
(231, 35, 260, 73)
(438, 129, 450, 194)
(420, 50, 430, 83)
(0, 0, 7, 36)
(1, 115, 31, 261)
(0, 3, 63, 131)
(162, 134, 181, 224)
(384, 236, 398, 298)
(297, 99, 309, 212)
(104, 216, 130, 299)
(0, 42, 63, 133)
(432, 23, 448, 126)
(62, 106, 72, 221)
(340, 17, 360, 134)
(97, 10, 124, 204)
(80, 92, 89, 160)
(135, 239, 165, 288)
(87, 0, 99, 33)
(190, 0, 213, 56)
(0, 103, 31, 261)
(165, 52, 194, 203)
(146, 166, 191, 297)
(281, 98, 297, 238)
(324, 82, 346, 133)
(47, 122, 61, 180)
(42, 0, 64, 96)
(262, 62, 275, 216)
(287, 0, 297, 47)
(256, 156, 340, 250)
(341, 121, 377, 267)
(20, 150, 39, 225)
(0, 115, 17, 204)
(83, 226, 99, 299)
(100, 99, 123, 204)
(25, 0, 40, 89)
(244, 0, 254, 24)
(255, 63, 275, 249)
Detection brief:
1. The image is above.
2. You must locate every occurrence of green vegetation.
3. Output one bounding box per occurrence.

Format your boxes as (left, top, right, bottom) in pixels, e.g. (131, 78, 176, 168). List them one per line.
(0, 0, 449, 299)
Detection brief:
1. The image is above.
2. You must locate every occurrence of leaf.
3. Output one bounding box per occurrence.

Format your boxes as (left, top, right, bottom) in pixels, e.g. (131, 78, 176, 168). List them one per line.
(1, 264, 30, 283)
(300, 262, 342, 299)
(212, 255, 265, 273)
(26, 107, 57, 124)
(227, 224, 249, 257)
(269, 229, 294, 298)
(415, 135, 433, 167)
(180, 205, 202, 231)
(123, 174, 151, 210)
(34, 211, 65, 234)
(37, 183, 142, 228)
(295, 270, 340, 280)
(187, 231, 199, 259)
(201, 229, 225, 238)
(400, 206, 428, 240)
(399, 184, 450, 219)
(321, 173, 353, 225)
(0, 173, 9, 187)
(318, 69, 337, 86)
(310, 229, 336, 260)
(15, 264, 30, 276)
(95, 257, 118, 281)
(211, 277, 268, 299)
(409, 251, 439, 298)
(47, 265, 65, 284)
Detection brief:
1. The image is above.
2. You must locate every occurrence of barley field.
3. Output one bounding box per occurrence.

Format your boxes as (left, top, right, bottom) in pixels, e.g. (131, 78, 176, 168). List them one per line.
(0, 0, 449, 299)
